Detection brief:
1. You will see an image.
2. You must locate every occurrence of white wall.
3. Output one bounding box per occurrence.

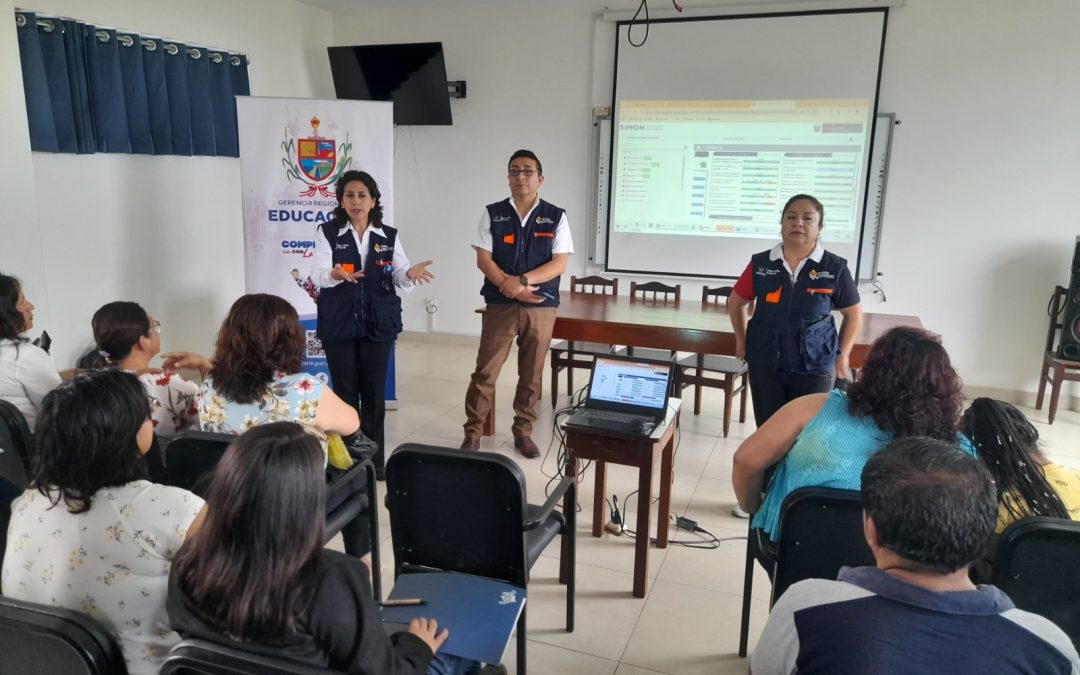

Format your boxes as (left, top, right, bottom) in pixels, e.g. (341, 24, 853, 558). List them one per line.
(328, 0, 597, 337)
(328, 0, 1080, 400)
(3, 0, 335, 367)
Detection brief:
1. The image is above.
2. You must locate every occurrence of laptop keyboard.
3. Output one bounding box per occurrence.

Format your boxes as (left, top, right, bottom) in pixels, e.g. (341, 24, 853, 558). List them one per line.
(580, 409, 644, 423)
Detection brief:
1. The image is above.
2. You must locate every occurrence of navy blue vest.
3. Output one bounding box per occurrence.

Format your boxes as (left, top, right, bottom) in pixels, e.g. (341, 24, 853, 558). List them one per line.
(316, 221, 402, 342)
(480, 199, 564, 308)
(744, 249, 849, 374)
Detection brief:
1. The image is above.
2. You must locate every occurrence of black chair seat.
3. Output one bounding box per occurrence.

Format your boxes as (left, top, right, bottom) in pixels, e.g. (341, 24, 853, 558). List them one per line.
(0, 596, 128, 674)
(162, 638, 344, 674)
(525, 505, 566, 567)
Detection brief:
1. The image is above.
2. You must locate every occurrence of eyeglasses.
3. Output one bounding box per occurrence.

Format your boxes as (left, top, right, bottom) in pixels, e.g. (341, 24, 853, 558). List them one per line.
(150, 319, 162, 334)
(508, 168, 537, 177)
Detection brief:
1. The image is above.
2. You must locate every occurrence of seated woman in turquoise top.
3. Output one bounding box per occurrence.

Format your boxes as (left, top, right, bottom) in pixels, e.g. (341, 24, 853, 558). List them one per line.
(733, 326, 972, 542)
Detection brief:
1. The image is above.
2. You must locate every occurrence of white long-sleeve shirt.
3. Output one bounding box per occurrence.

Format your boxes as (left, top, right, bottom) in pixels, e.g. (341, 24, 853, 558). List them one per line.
(309, 223, 416, 293)
(0, 338, 62, 431)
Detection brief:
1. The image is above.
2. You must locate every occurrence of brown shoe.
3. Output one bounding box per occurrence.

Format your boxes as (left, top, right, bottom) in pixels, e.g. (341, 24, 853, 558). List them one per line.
(513, 435, 540, 459)
(460, 436, 480, 451)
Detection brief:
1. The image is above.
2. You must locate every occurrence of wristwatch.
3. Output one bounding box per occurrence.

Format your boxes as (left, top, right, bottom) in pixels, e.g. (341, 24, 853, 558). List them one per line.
(518, 274, 529, 286)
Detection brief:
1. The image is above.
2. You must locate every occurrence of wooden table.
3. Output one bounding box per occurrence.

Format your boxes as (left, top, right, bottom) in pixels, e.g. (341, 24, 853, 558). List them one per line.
(477, 297, 921, 435)
(551, 294, 922, 367)
(561, 400, 680, 598)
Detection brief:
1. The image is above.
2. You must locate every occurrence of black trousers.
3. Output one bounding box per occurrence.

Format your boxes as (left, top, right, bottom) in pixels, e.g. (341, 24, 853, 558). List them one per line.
(323, 338, 393, 469)
(747, 367, 835, 427)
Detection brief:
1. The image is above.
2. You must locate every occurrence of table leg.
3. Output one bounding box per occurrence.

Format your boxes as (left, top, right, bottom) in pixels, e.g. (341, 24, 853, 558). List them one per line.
(657, 434, 674, 549)
(633, 457, 653, 598)
(592, 460, 607, 538)
(560, 450, 577, 585)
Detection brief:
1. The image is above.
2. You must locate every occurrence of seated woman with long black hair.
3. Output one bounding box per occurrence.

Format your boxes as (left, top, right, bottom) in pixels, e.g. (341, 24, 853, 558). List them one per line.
(1, 369, 205, 674)
(168, 422, 492, 675)
(0, 273, 60, 431)
(962, 398, 1080, 532)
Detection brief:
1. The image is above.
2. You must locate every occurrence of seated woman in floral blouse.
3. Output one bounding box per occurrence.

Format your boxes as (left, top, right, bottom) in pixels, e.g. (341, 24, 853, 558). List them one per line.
(1, 369, 205, 675)
(91, 301, 199, 439)
(170, 293, 359, 449)
(166, 294, 370, 557)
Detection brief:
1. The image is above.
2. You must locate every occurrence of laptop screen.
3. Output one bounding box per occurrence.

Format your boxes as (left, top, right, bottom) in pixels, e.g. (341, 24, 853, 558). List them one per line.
(588, 355, 671, 413)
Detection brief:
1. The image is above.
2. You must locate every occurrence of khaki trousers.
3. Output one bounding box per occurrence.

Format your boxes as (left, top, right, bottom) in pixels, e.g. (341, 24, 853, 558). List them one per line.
(464, 303, 556, 440)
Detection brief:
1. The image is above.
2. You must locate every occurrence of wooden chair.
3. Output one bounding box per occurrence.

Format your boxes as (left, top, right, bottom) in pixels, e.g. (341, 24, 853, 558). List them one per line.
(625, 281, 681, 361)
(674, 286, 748, 434)
(548, 275, 619, 406)
(1036, 285, 1080, 424)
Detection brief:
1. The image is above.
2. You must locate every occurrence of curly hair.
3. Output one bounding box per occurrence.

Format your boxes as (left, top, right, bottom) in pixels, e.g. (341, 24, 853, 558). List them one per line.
(961, 398, 1070, 523)
(328, 170, 384, 229)
(33, 370, 150, 513)
(846, 326, 963, 440)
(208, 294, 304, 404)
(0, 273, 27, 341)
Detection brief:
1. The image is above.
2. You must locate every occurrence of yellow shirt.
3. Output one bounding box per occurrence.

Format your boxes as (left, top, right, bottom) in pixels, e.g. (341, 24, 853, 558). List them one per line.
(996, 462, 1080, 533)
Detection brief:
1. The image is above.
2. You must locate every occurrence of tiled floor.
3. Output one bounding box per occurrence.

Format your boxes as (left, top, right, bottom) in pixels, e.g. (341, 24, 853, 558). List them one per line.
(333, 335, 1080, 675)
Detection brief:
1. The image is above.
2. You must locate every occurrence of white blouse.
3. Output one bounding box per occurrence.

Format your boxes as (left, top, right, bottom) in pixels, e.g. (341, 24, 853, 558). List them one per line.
(1, 481, 204, 675)
(0, 338, 61, 431)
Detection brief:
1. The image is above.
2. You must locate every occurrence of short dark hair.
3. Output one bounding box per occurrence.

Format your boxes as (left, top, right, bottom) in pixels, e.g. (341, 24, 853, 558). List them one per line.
(961, 398, 1070, 522)
(508, 149, 542, 175)
(33, 369, 150, 513)
(209, 294, 304, 404)
(862, 436, 997, 574)
(172, 422, 326, 641)
(92, 301, 151, 366)
(0, 273, 27, 341)
(846, 326, 964, 440)
(331, 169, 384, 227)
(781, 194, 824, 227)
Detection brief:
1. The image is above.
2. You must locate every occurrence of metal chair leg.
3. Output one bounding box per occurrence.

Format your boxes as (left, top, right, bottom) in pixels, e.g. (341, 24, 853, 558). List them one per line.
(367, 464, 382, 601)
(516, 607, 527, 675)
(738, 520, 755, 657)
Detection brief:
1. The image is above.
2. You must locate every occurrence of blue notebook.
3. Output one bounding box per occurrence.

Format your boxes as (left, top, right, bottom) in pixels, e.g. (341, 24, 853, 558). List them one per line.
(380, 572, 525, 664)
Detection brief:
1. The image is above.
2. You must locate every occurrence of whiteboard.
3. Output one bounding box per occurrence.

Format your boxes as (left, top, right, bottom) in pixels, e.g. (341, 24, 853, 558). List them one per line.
(590, 112, 896, 281)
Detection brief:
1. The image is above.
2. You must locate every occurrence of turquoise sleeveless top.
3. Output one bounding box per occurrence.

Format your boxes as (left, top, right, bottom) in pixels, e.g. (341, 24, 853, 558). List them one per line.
(751, 389, 975, 540)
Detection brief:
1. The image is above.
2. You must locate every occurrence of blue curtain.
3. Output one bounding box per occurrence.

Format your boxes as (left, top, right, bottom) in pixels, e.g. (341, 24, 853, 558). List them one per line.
(13, 11, 249, 157)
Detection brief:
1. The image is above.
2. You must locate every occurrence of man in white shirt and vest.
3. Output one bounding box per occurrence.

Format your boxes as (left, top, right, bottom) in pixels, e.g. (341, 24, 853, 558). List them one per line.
(461, 150, 574, 458)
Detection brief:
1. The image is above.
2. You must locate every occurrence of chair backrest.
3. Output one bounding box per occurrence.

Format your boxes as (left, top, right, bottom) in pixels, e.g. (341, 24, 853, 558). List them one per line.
(993, 516, 1080, 650)
(385, 444, 530, 587)
(570, 274, 619, 296)
(702, 285, 734, 306)
(630, 281, 681, 303)
(771, 487, 874, 605)
(161, 638, 344, 674)
(1046, 285, 1067, 354)
(164, 431, 235, 497)
(0, 595, 128, 675)
(0, 399, 31, 500)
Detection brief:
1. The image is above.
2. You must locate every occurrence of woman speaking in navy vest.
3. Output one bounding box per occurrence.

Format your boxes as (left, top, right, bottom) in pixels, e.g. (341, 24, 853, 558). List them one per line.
(728, 194, 863, 427)
(311, 170, 434, 479)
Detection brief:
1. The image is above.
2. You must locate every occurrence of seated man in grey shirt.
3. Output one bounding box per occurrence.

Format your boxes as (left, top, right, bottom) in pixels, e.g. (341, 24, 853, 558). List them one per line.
(752, 436, 1080, 675)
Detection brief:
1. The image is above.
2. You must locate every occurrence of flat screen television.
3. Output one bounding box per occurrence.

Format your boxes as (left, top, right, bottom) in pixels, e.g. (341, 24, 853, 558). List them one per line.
(327, 42, 453, 126)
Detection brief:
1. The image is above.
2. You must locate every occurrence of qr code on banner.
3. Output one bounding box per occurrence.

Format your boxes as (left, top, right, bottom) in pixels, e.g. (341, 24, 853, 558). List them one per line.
(305, 330, 325, 358)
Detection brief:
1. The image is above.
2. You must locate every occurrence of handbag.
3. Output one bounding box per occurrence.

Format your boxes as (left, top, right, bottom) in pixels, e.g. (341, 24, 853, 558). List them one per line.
(344, 430, 378, 463)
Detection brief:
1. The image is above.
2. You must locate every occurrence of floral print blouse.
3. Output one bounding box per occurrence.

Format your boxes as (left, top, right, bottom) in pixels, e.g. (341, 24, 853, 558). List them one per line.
(0, 482, 204, 675)
(197, 372, 327, 460)
(137, 370, 199, 439)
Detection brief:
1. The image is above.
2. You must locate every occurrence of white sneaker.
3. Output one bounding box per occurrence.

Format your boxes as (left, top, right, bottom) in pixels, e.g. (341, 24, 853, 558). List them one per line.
(731, 504, 750, 519)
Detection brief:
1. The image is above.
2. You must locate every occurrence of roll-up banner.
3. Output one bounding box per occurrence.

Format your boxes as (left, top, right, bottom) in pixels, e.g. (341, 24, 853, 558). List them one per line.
(237, 97, 396, 405)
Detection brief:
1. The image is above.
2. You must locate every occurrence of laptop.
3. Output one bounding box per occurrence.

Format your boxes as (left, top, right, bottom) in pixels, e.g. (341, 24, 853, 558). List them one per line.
(564, 353, 673, 438)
